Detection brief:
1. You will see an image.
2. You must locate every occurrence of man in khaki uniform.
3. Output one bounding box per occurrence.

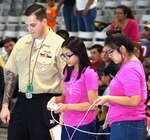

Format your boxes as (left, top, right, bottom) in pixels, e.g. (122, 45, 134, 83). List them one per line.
(0, 4, 65, 140)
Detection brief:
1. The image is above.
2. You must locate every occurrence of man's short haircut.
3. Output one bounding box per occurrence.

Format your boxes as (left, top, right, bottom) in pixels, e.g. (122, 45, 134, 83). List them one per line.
(88, 44, 103, 53)
(24, 4, 47, 21)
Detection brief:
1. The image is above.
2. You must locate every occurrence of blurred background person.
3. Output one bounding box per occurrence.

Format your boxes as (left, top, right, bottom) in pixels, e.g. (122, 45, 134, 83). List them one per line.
(56, 29, 69, 40)
(97, 46, 120, 96)
(140, 21, 150, 58)
(97, 65, 118, 140)
(133, 42, 144, 62)
(56, 0, 78, 32)
(146, 72, 150, 137)
(46, 0, 57, 31)
(97, 46, 119, 79)
(88, 44, 103, 71)
(2, 38, 17, 64)
(139, 22, 150, 75)
(75, 0, 97, 32)
(110, 5, 139, 42)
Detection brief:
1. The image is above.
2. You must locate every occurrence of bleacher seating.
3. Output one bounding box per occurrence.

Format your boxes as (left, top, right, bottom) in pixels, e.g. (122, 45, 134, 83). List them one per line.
(0, 0, 149, 40)
(68, 32, 78, 37)
(3, 30, 18, 39)
(93, 31, 107, 45)
(120, 1, 135, 9)
(78, 31, 95, 49)
(17, 30, 29, 38)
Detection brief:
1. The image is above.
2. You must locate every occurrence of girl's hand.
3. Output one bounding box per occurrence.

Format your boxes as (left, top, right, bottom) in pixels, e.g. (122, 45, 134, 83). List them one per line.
(54, 103, 68, 113)
(94, 96, 109, 106)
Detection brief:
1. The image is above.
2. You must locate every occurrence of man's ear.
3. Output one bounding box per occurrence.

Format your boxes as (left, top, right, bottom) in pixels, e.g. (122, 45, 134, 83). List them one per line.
(42, 18, 47, 25)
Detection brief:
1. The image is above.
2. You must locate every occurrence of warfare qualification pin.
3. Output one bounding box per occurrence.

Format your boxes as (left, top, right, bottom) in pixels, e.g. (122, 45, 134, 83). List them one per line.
(25, 83, 33, 99)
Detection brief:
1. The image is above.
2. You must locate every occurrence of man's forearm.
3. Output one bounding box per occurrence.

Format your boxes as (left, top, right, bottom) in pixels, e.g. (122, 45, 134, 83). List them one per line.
(2, 70, 18, 105)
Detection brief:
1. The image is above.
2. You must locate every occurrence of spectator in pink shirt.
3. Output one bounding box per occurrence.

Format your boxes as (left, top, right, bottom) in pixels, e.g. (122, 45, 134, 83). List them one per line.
(110, 5, 139, 42)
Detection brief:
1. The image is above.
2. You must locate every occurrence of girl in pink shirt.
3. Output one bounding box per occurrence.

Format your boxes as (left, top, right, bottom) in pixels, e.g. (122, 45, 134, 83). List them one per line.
(48, 36, 99, 140)
(95, 28, 147, 140)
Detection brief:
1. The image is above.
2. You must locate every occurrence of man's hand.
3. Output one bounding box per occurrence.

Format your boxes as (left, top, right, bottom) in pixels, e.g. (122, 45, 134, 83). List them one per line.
(0, 104, 10, 124)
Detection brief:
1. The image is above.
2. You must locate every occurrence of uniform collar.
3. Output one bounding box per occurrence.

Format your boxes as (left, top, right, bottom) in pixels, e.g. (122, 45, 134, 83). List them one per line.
(25, 27, 53, 45)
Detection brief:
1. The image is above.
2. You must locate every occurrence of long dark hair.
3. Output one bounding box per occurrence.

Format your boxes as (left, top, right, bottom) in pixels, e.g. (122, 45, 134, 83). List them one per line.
(61, 36, 92, 82)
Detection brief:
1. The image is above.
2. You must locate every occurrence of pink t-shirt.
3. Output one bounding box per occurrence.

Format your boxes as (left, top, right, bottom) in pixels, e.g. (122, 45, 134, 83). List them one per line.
(63, 67, 99, 126)
(108, 60, 147, 125)
(110, 19, 139, 42)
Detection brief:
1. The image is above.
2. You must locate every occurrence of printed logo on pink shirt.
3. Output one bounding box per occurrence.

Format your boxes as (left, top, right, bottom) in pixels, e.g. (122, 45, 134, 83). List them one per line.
(66, 76, 81, 96)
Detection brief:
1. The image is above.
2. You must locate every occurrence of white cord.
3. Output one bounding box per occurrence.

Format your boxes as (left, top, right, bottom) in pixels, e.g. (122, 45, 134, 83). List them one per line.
(50, 102, 110, 137)
(68, 102, 96, 140)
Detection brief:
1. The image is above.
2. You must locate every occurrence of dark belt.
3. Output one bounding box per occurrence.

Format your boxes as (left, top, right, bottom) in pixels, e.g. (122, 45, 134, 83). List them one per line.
(18, 92, 62, 100)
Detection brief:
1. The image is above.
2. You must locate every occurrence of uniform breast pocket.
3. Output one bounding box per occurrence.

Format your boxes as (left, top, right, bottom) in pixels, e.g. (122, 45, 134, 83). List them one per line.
(37, 57, 53, 74)
(16, 55, 28, 72)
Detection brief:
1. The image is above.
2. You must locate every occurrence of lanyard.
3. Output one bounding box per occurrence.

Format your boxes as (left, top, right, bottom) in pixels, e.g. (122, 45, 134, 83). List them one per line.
(26, 39, 45, 94)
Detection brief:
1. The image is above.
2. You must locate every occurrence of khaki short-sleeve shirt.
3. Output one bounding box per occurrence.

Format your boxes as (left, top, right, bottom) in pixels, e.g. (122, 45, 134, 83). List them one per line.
(5, 30, 65, 94)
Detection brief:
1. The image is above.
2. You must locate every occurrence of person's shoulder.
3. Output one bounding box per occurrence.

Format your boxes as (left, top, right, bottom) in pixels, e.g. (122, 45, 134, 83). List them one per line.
(17, 34, 32, 43)
(84, 67, 98, 76)
(14, 34, 32, 51)
(83, 67, 99, 81)
(53, 6, 57, 10)
(49, 6, 57, 11)
(141, 40, 150, 46)
(124, 60, 142, 72)
(129, 19, 138, 25)
(45, 30, 64, 47)
(49, 30, 64, 42)
(110, 22, 115, 29)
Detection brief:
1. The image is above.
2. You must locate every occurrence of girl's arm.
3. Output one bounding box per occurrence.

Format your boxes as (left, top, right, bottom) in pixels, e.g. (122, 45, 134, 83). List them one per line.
(95, 94, 141, 107)
(55, 89, 98, 113)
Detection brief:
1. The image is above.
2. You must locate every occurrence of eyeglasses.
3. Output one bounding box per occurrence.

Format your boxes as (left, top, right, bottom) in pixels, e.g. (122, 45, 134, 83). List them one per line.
(114, 12, 124, 15)
(108, 47, 120, 57)
(60, 53, 74, 60)
(107, 49, 116, 57)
